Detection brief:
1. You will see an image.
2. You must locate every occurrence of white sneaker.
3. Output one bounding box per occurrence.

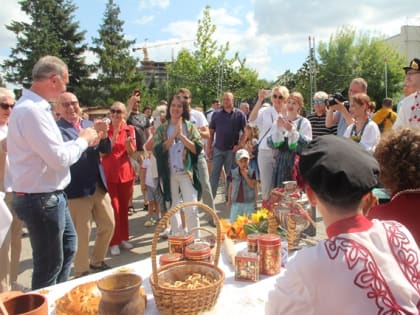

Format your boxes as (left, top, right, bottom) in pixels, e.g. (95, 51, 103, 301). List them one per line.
(120, 241, 133, 249)
(159, 228, 170, 239)
(110, 245, 120, 256)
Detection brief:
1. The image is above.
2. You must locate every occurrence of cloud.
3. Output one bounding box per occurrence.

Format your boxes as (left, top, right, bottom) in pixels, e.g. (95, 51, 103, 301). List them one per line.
(0, 1, 30, 49)
(134, 15, 155, 25)
(138, 0, 170, 9)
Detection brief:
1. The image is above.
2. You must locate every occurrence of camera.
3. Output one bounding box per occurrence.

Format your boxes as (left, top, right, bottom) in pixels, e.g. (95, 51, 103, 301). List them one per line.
(326, 92, 345, 107)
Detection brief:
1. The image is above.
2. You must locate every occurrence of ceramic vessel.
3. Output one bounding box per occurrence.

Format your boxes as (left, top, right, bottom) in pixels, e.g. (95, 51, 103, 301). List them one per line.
(97, 273, 144, 315)
(2, 293, 47, 315)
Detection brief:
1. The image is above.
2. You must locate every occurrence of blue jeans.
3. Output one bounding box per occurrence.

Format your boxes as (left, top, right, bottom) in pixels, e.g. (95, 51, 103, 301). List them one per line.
(13, 191, 77, 290)
(210, 147, 234, 199)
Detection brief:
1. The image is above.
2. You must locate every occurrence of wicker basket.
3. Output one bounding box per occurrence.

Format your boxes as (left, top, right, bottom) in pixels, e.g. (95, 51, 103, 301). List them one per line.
(150, 202, 225, 315)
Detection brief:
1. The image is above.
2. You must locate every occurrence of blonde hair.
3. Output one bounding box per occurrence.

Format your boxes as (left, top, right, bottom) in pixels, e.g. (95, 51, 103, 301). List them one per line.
(272, 86, 289, 100)
(289, 91, 304, 110)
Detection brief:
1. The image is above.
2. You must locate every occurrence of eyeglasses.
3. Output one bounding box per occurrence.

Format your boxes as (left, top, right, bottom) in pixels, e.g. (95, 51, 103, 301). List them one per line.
(110, 109, 123, 114)
(272, 94, 283, 99)
(61, 101, 79, 107)
(312, 100, 325, 106)
(0, 103, 15, 110)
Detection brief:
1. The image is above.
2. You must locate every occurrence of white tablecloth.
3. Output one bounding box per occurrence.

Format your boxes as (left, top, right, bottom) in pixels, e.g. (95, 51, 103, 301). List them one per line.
(40, 243, 287, 314)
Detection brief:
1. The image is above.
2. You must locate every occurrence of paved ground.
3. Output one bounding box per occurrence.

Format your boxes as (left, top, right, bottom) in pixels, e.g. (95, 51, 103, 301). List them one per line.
(15, 182, 326, 289)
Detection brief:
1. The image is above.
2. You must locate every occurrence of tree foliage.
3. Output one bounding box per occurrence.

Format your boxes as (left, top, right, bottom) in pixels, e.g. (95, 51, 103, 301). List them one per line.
(316, 26, 405, 105)
(276, 27, 406, 108)
(2, 0, 89, 96)
(167, 6, 260, 109)
(90, 0, 142, 106)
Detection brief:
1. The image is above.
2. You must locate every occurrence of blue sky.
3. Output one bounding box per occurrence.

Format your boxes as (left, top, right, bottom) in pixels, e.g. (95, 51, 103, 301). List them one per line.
(1, 0, 420, 88)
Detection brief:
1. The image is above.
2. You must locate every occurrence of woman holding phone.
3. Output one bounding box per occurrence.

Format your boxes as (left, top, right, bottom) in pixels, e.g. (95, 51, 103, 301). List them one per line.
(102, 102, 136, 256)
(248, 86, 289, 202)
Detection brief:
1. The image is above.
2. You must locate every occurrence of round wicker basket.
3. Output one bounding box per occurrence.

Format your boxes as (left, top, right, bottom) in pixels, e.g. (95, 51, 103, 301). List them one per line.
(149, 202, 225, 315)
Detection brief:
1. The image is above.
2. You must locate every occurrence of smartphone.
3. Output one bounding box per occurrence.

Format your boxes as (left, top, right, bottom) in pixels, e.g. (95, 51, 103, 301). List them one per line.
(264, 89, 272, 98)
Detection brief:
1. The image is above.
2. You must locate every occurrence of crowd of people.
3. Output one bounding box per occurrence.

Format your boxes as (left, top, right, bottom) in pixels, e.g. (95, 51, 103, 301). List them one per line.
(0, 55, 419, 313)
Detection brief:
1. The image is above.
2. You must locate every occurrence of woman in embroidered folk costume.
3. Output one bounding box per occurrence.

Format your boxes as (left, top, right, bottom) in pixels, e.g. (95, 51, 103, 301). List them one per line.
(153, 95, 202, 236)
(343, 93, 380, 152)
(266, 135, 420, 315)
(268, 92, 312, 188)
(367, 127, 420, 245)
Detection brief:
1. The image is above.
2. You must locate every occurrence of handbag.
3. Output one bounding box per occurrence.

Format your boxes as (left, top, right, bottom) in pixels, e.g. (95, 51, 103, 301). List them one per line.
(252, 127, 270, 161)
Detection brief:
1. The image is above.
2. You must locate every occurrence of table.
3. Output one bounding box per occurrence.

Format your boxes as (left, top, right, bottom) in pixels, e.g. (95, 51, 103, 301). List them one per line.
(39, 243, 289, 314)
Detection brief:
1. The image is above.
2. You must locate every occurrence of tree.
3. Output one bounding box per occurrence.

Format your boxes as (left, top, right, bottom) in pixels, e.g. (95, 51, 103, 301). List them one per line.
(168, 6, 261, 109)
(316, 27, 405, 105)
(2, 0, 90, 97)
(91, 0, 142, 106)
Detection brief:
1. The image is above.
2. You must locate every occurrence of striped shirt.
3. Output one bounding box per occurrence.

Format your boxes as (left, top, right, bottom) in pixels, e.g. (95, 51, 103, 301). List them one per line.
(307, 113, 337, 138)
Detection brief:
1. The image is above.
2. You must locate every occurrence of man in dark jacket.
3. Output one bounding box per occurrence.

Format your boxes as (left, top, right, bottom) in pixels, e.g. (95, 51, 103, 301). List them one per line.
(56, 92, 115, 277)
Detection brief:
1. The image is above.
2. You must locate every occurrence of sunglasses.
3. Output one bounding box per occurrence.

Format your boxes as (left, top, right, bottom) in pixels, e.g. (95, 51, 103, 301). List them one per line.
(312, 100, 325, 105)
(0, 103, 15, 110)
(110, 109, 123, 114)
(272, 94, 283, 99)
(61, 101, 78, 107)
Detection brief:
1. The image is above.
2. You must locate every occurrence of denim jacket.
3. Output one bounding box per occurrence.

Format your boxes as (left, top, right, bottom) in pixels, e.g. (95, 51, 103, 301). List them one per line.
(230, 167, 256, 203)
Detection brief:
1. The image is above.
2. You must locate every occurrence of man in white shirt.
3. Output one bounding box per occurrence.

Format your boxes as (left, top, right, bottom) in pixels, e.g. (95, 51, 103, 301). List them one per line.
(8, 56, 98, 290)
(177, 88, 216, 225)
(393, 58, 420, 129)
(266, 135, 420, 315)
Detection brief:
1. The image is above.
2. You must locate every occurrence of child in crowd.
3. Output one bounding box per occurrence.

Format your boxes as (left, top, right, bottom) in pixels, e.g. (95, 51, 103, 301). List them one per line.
(243, 124, 259, 180)
(227, 149, 258, 222)
(143, 149, 162, 227)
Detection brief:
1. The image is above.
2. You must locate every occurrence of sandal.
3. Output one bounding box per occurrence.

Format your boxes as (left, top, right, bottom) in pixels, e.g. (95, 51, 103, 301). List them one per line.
(128, 206, 135, 216)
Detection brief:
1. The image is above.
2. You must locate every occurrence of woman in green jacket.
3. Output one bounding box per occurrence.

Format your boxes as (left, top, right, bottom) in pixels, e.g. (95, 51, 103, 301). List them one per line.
(153, 95, 202, 236)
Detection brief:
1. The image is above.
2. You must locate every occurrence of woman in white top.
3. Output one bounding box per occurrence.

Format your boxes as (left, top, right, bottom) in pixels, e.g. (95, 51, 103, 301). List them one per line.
(248, 86, 289, 201)
(343, 93, 380, 153)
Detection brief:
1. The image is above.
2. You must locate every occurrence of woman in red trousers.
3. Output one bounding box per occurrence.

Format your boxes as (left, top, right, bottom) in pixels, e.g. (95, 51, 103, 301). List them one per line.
(102, 102, 136, 256)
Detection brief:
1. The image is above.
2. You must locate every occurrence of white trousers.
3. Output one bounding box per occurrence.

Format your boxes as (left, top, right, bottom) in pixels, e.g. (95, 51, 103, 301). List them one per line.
(258, 149, 278, 200)
(169, 172, 199, 235)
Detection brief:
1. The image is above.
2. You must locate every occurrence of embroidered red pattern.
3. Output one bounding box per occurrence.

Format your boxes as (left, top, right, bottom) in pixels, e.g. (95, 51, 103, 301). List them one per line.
(382, 221, 420, 293)
(324, 222, 419, 315)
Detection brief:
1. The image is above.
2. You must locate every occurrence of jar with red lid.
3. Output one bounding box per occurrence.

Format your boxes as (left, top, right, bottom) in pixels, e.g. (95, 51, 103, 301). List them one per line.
(184, 242, 211, 262)
(159, 253, 183, 266)
(247, 233, 261, 253)
(258, 233, 281, 275)
(168, 233, 194, 257)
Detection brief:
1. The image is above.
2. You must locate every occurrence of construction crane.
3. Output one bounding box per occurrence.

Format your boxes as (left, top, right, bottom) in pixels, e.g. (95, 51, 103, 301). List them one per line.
(132, 39, 194, 61)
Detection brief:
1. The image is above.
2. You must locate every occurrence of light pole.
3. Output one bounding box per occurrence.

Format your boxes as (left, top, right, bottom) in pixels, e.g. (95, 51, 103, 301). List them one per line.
(384, 57, 388, 98)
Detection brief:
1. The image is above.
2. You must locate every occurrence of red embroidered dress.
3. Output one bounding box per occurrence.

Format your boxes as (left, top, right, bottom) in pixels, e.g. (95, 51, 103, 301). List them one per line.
(266, 215, 420, 315)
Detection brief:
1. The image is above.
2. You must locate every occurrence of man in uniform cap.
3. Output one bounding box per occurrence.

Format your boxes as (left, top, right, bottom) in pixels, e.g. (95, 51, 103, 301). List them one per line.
(393, 58, 420, 128)
(266, 135, 420, 315)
